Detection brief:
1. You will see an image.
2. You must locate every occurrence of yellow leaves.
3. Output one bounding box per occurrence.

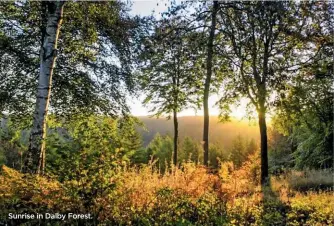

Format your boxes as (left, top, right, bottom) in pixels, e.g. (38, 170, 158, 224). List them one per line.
(286, 191, 334, 225)
(217, 152, 261, 200)
(0, 164, 333, 224)
(112, 162, 220, 211)
(218, 161, 234, 181)
(0, 165, 75, 212)
(1, 165, 22, 179)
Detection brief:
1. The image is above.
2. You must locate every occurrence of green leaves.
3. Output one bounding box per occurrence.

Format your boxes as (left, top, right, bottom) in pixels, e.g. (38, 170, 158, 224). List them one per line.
(45, 114, 143, 180)
(137, 11, 202, 119)
(272, 73, 333, 169)
(0, 1, 140, 118)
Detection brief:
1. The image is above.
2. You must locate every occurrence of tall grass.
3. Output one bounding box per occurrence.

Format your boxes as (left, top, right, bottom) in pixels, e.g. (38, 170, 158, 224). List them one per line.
(285, 169, 333, 191)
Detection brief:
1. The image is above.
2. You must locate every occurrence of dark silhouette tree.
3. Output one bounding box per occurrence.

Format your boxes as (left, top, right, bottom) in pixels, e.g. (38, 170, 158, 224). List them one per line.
(217, 1, 326, 184)
(138, 16, 199, 165)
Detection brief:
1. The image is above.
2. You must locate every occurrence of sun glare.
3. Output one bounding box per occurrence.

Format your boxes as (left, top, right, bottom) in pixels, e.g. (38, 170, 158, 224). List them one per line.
(230, 108, 247, 120)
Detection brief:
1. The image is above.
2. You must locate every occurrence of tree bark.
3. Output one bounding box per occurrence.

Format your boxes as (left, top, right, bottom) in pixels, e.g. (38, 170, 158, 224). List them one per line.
(173, 109, 178, 166)
(23, 1, 64, 174)
(258, 103, 269, 185)
(203, 1, 219, 166)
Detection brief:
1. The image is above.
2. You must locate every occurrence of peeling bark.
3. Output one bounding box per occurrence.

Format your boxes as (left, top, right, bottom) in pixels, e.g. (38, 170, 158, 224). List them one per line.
(23, 1, 64, 174)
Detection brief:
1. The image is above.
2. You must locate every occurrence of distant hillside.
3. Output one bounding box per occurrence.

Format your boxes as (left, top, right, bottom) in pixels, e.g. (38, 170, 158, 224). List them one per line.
(137, 116, 260, 150)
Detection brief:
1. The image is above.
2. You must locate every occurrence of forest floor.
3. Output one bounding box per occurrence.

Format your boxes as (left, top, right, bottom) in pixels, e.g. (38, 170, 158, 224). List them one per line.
(0, 155, 333, 225)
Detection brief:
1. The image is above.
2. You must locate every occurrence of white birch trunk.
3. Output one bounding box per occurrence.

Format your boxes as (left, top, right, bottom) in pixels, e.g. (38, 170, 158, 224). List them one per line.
(24, 1, 64, 174)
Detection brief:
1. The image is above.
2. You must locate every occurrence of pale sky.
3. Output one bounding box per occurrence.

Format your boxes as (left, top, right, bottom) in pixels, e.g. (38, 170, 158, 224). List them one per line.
(128, 93, 253, 119)
(130, 0, 171, 18)
(128, 1, 251, 119)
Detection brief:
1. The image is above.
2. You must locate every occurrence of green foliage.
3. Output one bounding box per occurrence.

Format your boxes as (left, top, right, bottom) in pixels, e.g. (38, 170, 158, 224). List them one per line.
(0, 1, 140, 118)
(46, 115, 142, 179)
(41, 115, 143, 215)
(179, 136, 202, 164)
(272, 75, 333, 169)
(131, 147, 150, 165)
(208, 143, 225, 168)
(286, 193, 334, 225)
(0, 1, 332, 225)
(131, 133, 203, 170)
(146, 133, 173, 171)
(137, 9, 201, 119)
(134, 134, 259, 170)
(268, 128, 295, 174)
(229, 135, 246, 167)
(227, 136, 258, 169)
(141, 189, 228, 226)
(0, 118, 27, 170)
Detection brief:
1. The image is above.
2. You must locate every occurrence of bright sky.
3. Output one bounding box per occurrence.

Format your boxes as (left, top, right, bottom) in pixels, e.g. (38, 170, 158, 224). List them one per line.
(130, 0, 171, 18)
(128, 1, 252, 119)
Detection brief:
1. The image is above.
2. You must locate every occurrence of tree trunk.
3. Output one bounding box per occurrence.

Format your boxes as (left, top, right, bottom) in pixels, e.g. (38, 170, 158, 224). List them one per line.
(23, 1, 64, 174)
(173, 109, 178, 166)
(203, 1, 218, 166)
(258, 104, 269, 185)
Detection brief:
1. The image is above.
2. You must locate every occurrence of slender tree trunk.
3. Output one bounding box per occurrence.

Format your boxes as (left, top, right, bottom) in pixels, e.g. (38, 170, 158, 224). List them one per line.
(173, 109, 178, 165)
(23, 1, 64, 174)
(203, 1, 219, 166)
(258, 103, 269, 185)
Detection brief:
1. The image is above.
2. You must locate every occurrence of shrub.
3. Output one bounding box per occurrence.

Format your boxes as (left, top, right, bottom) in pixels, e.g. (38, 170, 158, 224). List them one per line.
(218, 151, 261, 199)
(0, 161, 333, 225)
(287, 191, 334, 225)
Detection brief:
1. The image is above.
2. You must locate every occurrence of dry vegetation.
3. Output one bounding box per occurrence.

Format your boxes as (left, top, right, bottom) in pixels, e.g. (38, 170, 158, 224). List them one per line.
(1, 154, 333, 225)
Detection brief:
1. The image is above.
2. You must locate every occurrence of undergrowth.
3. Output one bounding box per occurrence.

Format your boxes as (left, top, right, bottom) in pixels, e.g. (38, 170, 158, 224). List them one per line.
(0, 153, 333, 225)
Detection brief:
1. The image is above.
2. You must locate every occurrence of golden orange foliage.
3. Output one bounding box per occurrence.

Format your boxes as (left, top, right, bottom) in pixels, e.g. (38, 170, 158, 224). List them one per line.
(0, 155, 333, 225)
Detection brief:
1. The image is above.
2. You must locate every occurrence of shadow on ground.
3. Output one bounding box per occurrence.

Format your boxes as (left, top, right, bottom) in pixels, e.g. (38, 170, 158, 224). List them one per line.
(261, 181, 291, 226)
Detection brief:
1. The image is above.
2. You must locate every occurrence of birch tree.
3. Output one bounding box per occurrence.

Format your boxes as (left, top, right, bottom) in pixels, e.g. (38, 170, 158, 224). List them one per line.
(23, 1, 65, 174)
(1, 1, 141, 173)
(0, 1, 140, 119)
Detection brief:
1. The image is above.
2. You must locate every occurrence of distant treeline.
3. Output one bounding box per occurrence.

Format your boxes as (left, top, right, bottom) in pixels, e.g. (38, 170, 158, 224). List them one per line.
(138, 116, 259, 149)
